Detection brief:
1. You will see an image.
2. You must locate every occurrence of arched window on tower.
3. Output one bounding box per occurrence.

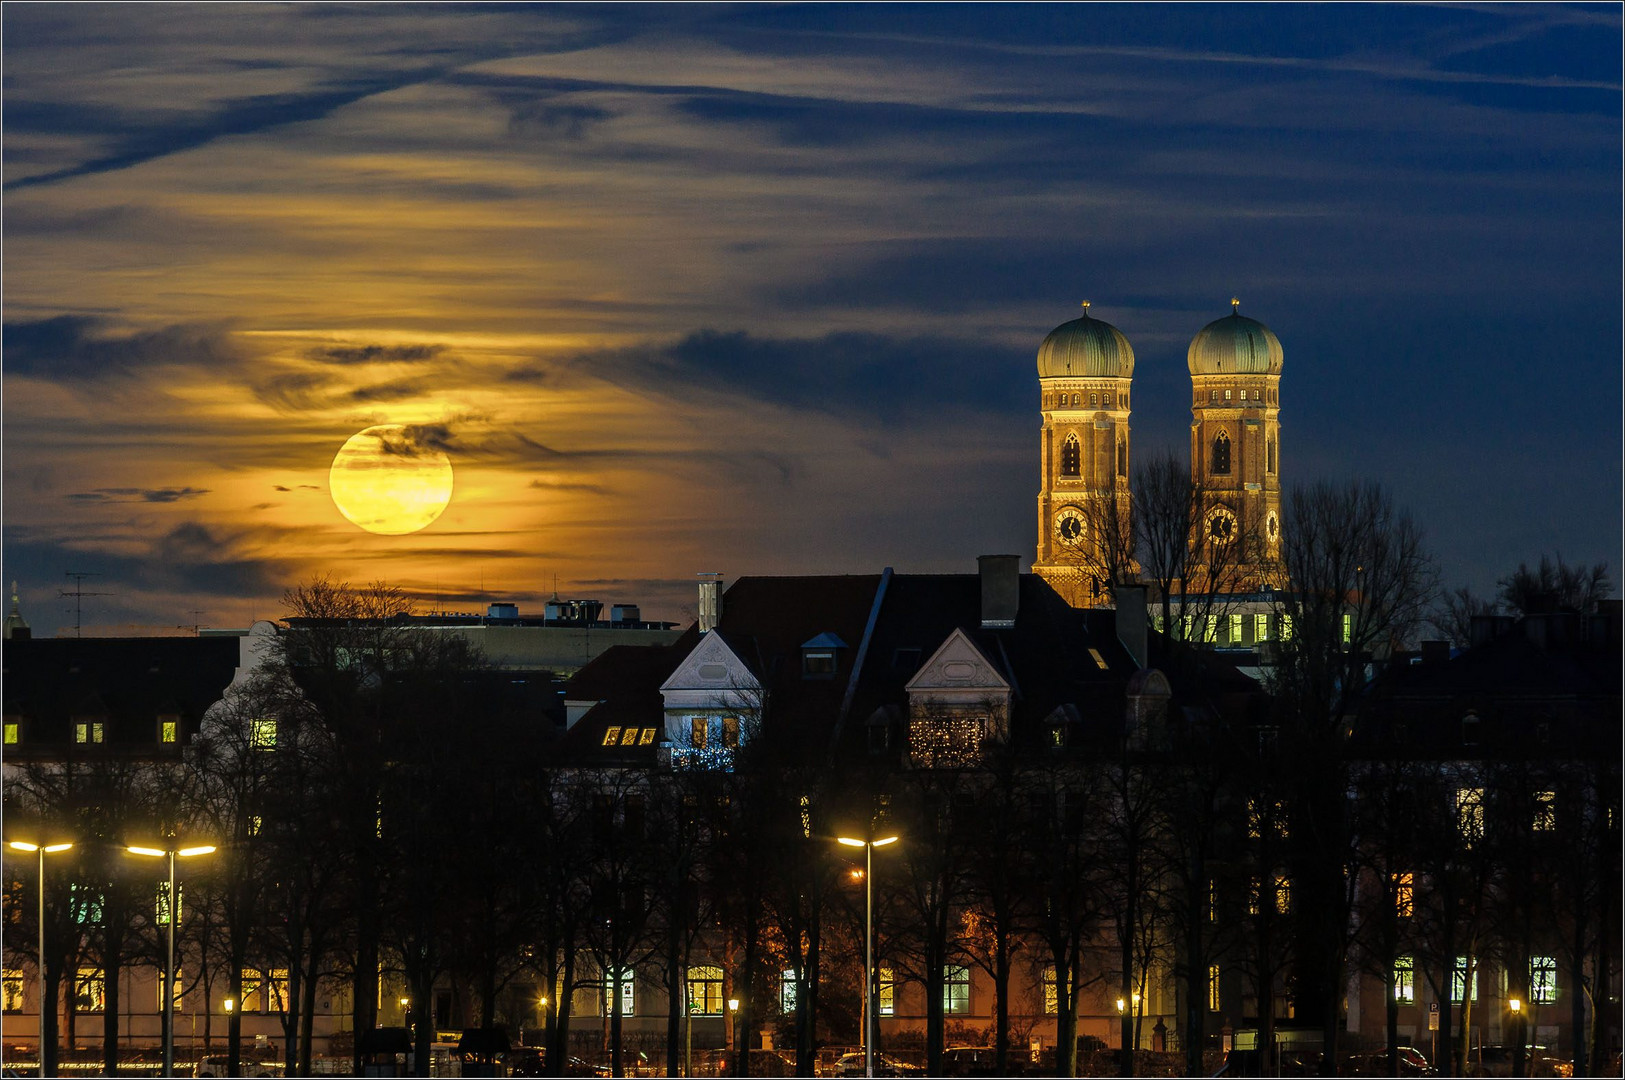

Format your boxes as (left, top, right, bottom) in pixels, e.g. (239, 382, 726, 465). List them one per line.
(1267, 438, 1276, 475)
(1116, 439, 1127, 477)
(1061, 434, 1080, 477)
(1211, 431, 1231, 475)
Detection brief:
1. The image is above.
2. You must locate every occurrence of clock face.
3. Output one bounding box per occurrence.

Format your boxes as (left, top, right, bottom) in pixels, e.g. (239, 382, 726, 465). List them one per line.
(1205, 505, 1238, 545)
(1266, 510, 1280, 544)
(1055, 506, 1086, 545)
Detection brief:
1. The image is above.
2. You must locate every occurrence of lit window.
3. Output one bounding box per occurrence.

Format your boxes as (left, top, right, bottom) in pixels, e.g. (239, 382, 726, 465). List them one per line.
(686, 966, 722, 1015)
(156, 967, 183, 1010)
(1208, 965, 1221, 1011)
(1043, 967, 1058, 1015)
(4, 723, 17, 745)
(878, 967, 895, 1016)
(266, 969, 289, 1013)
(602, 726, 621, 747)
(1224, 389, 1232, 401)
(1531, 957, 1558, 1004)
(1060, 434, 1080, 477)
(1247, 878, 1260, 916)
(781, 969, 798, 1013)
(1088, 647, 1109, 670)
(1394, 956, 1415, 1003)
(1229, 614, 1242, 644)
(722, 716, 740, 749)
(156, 881, 182, 925)
(1342, 614, 1352, 645)
(2, 970, 24, 1012)
(1255, 614, 1270, 642)
(1450, 956, 1478, 1003)
(1279, 615, 1294, 642)
(248, 815, 263, 837)
(1534, 791, 1556, 831)
(620, 728, 638, 746)
(160, 720, 177, 744)
(1103, 393, 1112, 405)
(800, 795, 812, 839)
(71, 885, 104, 925)
(75, 722, 105, 744)
(603, 968, 635, 1016)
(1247, 800, 1262, 839)
(638, 727, 656, 746)
(250, 719, 276, 751)
(1274, 875, 1292, 914)
(1210, 390, 1218, 403)
(944, 964, 970, 1015)
(75, 968, 105, 1012)
(689, 717, 708, 749)
(908, 715, 985, 768)
(1457, 788, 1484, 847)
(240, 969, 263, 1012)
(1071, 393, 1079, 406)
(1394, 872, 1413, 918)
(1209, 881, 1218, 923)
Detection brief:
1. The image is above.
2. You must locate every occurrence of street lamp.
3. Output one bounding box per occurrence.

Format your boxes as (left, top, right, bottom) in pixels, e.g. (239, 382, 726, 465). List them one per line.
(127, 843, 215, 1077)
(837, 835, 898, 1080)
(8, 840, 73, 1079)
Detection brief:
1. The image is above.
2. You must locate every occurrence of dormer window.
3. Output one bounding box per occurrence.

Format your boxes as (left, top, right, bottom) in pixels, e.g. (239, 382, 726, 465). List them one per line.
(801, 633, 847, 679)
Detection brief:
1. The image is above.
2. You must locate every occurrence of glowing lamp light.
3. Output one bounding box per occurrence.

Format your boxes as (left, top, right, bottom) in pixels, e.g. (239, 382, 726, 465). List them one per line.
(837, 838, 865, 847)
(1116, 998, 1127, 1013)
(127, 846, 167, 857)
(1509, 998, 1522, 1013)
(728, 998, 740, 1012)
(9, 841, 73, 853)
(224, 998, 235, 1014)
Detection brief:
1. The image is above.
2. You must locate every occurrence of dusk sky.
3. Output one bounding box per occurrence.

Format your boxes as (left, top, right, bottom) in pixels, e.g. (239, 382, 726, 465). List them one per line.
(4, 3, 1620, 634)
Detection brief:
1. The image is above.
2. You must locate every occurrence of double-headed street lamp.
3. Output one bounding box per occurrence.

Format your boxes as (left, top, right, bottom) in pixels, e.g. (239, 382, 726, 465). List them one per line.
(837, 835, 898, 1080)
(7, 840, 74, 1079)
(127, 843, 216, 1077)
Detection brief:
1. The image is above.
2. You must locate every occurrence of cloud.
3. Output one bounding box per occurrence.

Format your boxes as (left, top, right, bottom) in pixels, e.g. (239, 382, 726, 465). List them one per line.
(66, 486, 211, 504)
(4, 315, 244, 380)
(310, 343, 447, 364)
(528, 478, 614, 496)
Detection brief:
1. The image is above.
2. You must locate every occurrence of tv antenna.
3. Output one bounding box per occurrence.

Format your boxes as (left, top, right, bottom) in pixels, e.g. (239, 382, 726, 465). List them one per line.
(177, 610, 208, 636)
(60, 571, 115, 638)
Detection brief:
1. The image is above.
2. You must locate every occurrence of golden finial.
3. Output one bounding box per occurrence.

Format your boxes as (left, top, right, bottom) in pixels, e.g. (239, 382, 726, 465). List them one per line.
(1081, 300, 1091, 313)
(1230, 297, 1241, 312)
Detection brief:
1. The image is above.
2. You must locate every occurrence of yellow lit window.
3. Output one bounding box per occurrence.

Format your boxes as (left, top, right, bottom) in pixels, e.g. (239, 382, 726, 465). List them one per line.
(689, 717, 708, 749)
(75, 722, 105, 744)
(1043, 967, 1058, 1015)
(1247, 878, 1260, 916)
(156, 967, 183, 1009)
(1457, 787, 1484, 847)
(1534, 791, 1556, 831)
(160, 720, 177, 743)
(1274, 875, 1292, 914)
(2, 969, 24, 1012)
(602, 726, 621, 747)
(1394, 872, 1413, 918)
(1247, 799, 1261, 839)
(1208, 965, 1221, 1011)
(1279, 616, 1294, 642)
(240, 969, 263, 1012)
(799, 794, 811, 839)
(1229, 614, 1242, 644)
(4, 722, 17, 745)
(267, 969, 289, 1013)
(250, 719, 276, 750)
(620, 727, 638, 746)
(878, 967, 895, 1016)
(638, 727, 656, 746)
(1088, 647, 1109, 670)
(686, 965, 722, 1015)
(1254, 613, 1269, 642)
(75, 968, 106, 1012)
(1342, 613, 1352, 644)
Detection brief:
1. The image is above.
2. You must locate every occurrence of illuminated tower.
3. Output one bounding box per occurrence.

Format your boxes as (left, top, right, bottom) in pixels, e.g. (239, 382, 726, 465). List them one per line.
(1033, 302, 1134, 608)
(1187, 299, 1283, 593)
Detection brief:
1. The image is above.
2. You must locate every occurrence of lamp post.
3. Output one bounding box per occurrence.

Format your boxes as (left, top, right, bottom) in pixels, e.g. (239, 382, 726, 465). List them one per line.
(128, 843, 215, 1077)
(838, 835, 898, 1080)
(8, 840, 73, 1079)
(1508, 998, 1523, 1077)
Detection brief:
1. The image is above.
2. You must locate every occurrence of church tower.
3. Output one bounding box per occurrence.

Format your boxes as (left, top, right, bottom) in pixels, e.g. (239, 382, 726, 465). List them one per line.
(1033, 302, 1135, 608)
(1187, 299, 1284, 593)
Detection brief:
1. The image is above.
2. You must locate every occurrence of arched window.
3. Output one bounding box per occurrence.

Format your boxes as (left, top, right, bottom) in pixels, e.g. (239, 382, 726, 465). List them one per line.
(1209, 390, 1218, 403)
(1071, 393, 1080, 406)
(1211, 431, 1231, 475)
(1103, 393, 1112, 406)
(1116, 439, 1127, 477)
(1224, 389, 1232, 401)
(1267, 438, 1276, 474)
(1061, 434, 1080, 477)
(1090, 393, 1098, 406)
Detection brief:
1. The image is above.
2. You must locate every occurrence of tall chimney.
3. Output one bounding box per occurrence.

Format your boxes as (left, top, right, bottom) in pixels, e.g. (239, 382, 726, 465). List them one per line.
(697, 573, 723, 633)
(979, 555, 1020, 629)
(1113, 583, 1148, 669)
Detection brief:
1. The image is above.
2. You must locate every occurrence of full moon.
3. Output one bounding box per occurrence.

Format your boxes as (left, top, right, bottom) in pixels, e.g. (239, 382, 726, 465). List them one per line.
(328, 425, 454, 535)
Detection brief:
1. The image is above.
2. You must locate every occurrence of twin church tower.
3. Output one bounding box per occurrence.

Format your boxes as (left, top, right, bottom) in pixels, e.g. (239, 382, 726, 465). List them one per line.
(1032, 300, 1285, 609)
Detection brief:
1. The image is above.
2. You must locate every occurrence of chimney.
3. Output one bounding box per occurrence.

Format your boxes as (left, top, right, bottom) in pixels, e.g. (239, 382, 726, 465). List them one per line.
(1113, 583, 1148, 669)
(978, 555, 1020, 628)
(697, 573, 723, 633)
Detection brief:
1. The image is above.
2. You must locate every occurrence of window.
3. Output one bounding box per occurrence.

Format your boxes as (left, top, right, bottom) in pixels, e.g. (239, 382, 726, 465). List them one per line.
(1461, 712, 1480, 746)
(687, 965, 723, 1015)
(2, 970, 23, 1012)
(1071, 393, 1080, 406)
(1103, 393, 1112, 406)
(160, 720, 177, 744)
(156, 881, 182, 925)
(1089, 393, 1097, 406)
(1209, 881, 1218, 923)
(909, 715, 985, 768)
(803, 650, 837, 677)
(156, 967, 183, 1010)
(266, 969, 289, 1012)
(1247, 878, 1260, 916)
(241, 969, 263, 1012)
(1394, 956, 1415, 1003)
(250, 719, 276, 751)
(75, 722, 105, 744)
(1255, 613, 1270, 642)
(1531, 957, 1558, 1004)
(603, 969, 635, 1016)
(1210, 432, 1231, 474)
(4, 722, 17, 745)
(1279, 615, 1294, 642)
(1274, 875, 1292, 914)
(1534, 791, 1556, 831)
(1450, 957, 1478, 1003)
(1267, 438, 1276, 474)
(800, 794, 812, 839)
(248, 815, 263, 837)
(1394, 872, 1413, 918)
(70, 884, 104, 925)
(1342, 614, 1352, 645)
(1208, 965, 1221, 1011)
(1116, 439, 1126, 477)
(781, 969, 798, 1013)
(1060, 434, 1080, 477)
(1229, 613, 1243, 644)
(638, 727, 656, 746)
(944, 964, 970, 1015)
(722, 716, 740, 749)
(1043, 967, 1059, 1015)
(75, 968, 105, 1012)
(1457, 788, 1484, 847)
(878, 967, 895, 1016)
(1210, 390, 1218, 402)
(1224, 389, 1232, 401)
(689, 717, 707, 749)
(602, 726, 621, 747)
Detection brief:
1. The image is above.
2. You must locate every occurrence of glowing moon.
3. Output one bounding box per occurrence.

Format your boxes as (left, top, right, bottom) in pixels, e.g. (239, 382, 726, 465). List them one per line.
(328, 425, 454, 535)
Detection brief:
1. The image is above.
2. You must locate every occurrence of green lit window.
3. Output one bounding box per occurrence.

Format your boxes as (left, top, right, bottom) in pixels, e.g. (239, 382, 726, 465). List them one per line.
(1394, 956, 1415, 1003)
(250, 719, 276, 751)
(75, 722, 104, 744)
(1229, 614, 1243, 644)
(780, 969, 798, 1013)
(603, 968, 635, 1016)
(1531, 957, 1557, 1004)
(1450, 956, 1478, 1003)
(3, 723, 17, 745)
(70, 885, 104, 925)
(686, 965, 722, 1015)
(1254, 613, 1270, 641)
(160, 720, 178, 744)
(1342, 614, 1352, 644)
(944, 964, 970, 1015)
(156, 881, 182, 925)
(1279, 615, 1294, 642)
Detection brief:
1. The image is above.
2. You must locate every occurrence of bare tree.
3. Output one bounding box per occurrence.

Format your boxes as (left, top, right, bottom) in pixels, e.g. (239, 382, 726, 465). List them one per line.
(1497, 554, 1614, 616)
(1428, 587, 1497, 647)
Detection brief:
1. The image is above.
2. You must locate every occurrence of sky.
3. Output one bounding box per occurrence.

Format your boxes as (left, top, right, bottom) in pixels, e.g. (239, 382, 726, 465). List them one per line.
(3, 2, 1620, 634)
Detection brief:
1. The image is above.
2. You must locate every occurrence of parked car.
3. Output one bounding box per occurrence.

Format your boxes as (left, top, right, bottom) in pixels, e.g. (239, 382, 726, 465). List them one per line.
(1346, 1046, 1434, 1076)
(835, 1050, 924, 1077)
